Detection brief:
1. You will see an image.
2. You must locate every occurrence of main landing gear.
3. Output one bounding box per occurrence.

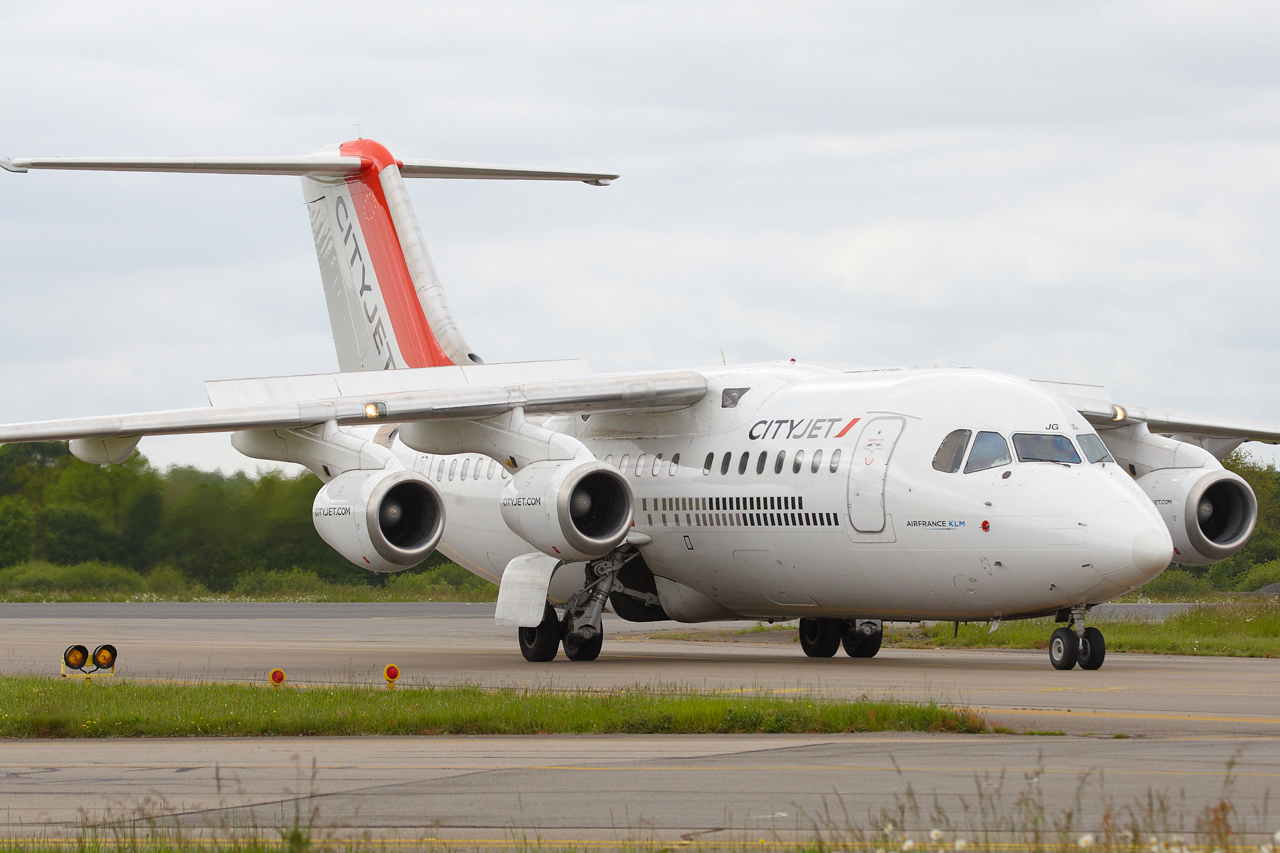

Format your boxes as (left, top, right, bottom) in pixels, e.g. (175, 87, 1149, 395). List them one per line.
(1048, 605, 1106, 671)
(518, 548, 653, 663)
(799, 618, 883, 659)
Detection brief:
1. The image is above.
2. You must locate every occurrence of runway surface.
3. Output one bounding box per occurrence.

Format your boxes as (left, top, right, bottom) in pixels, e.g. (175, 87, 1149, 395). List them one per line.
(1, 602, 1277, 843)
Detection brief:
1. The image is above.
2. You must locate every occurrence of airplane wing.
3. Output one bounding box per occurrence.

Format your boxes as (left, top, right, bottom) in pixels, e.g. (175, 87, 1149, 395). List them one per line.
(0, 366, 707, 443)
(1034, 380, 1280, 445)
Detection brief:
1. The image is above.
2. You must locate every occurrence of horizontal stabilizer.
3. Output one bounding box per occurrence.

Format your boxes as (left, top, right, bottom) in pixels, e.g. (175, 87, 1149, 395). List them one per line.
(2, 154, 617, 184)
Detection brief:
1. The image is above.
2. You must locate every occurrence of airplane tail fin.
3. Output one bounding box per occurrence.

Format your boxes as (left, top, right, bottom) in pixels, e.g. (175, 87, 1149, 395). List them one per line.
(3, 140, 617, 372)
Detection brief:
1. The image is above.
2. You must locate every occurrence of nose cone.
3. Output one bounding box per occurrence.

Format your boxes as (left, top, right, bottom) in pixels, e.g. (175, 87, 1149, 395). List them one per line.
(1087, 501, 1173, 587)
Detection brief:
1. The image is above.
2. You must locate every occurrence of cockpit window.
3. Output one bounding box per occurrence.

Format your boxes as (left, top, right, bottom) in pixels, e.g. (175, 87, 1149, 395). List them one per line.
(1013, 434, 1082, 464)
(964, 431, 1012, 473)
(932, 429, 972, 473)
(1077, 434, 1114, 464)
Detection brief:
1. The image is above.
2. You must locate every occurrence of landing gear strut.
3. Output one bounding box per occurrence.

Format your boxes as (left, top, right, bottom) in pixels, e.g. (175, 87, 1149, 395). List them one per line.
(1049, 605, 1106, 671)
(558, 548, 644, 662)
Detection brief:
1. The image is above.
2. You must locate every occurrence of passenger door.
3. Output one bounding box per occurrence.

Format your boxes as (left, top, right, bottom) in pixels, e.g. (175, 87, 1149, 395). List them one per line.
(846, 416, 906, 534)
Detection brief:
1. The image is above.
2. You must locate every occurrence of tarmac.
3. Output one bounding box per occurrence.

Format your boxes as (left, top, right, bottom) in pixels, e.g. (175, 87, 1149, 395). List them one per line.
(1, 602, 1277, 844)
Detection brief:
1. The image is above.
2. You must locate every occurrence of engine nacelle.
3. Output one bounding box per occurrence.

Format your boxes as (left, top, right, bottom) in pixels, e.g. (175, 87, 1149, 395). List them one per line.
(500, 459, 632, 561)
(1136, 467, 1257, 566)
(312, 468, 444, 572)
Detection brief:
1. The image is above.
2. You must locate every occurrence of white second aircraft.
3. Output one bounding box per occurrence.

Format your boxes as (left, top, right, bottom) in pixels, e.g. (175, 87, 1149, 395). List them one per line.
(3, 139, 1274, 670)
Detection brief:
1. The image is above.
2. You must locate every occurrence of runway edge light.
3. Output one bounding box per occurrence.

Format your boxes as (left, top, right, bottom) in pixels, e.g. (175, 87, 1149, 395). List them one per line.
(63, 645, 89, 671)
(269, 668, 286, 687)
(383, 664, 400, 687)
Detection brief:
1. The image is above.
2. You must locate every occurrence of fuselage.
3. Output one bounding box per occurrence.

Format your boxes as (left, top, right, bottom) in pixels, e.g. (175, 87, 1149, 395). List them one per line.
(376, 362, 1173, 623)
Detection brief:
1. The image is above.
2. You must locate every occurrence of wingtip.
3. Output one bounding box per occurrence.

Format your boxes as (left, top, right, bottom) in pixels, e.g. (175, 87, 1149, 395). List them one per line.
(0, 158, 26, 173)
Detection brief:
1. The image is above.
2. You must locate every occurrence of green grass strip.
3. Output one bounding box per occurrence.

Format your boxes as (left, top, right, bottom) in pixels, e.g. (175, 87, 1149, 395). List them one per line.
(0, 676, 984, 738)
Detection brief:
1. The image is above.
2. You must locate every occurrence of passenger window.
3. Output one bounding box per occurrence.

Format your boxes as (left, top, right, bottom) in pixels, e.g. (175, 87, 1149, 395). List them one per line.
(488, 459, 497, 479)
(829, 449, 841, 473)
(932, 429, 972, 473)
(1013, 434, 1081, 464)
(756, 451, 768, 475)
(636, 454, 647, 477)
(774, 450, 786, 474)
(811, 449, 822, 473)
(652, 453, 663, 476)
(460, 458, 471, 480)
(702, 452, 714, 475)
(437, 459, 446, 480)
(964, 432, 1012, 473)
(604, 454, 613, 466)
(721, 452, 732, 475)
(671, 453, 680, 475)
(448, 459, 457, 481)
(619, 454, 630, 475)
(474, 458, 483, 480)
(738, 451, 750, 475)
(792, 449, 805, 473)
(1078, 434, 1113, 464)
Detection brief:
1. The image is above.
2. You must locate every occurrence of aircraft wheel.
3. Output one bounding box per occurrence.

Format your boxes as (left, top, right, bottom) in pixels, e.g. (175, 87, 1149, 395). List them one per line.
(1049, 627, 1079, 670)
(518, 603, 561, 662)
(563, 628, 603, 661)
(1078, 626, 1106, 670)
(799, 618, 842, 657)
(842, 626, 883, 658)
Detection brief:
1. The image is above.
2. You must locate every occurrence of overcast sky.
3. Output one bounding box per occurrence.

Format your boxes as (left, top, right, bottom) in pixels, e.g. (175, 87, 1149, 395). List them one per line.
(2, 1, 1278, 473)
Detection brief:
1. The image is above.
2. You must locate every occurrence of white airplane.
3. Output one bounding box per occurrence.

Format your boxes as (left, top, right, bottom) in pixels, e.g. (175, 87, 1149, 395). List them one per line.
(2, 139, 1274, 670)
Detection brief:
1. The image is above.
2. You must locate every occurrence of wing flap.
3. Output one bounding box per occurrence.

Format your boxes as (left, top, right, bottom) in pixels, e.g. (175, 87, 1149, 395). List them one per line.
(0, 371, 708, 443)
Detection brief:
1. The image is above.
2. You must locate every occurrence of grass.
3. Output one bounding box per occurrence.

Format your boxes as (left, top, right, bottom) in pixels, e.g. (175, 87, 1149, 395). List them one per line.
(0, 676, 984, 737)
(0, 563, 498, 603)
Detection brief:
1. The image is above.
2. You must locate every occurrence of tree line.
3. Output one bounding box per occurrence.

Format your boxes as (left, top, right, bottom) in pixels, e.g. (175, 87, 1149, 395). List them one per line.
(0, 442, 457, 591)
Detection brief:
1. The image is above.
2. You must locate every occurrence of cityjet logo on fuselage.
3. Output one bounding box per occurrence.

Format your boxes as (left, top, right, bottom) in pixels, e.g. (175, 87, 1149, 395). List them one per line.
(314, 506, 352, 517)
(502, 497, 542, 507)
(748, 417, 861, 441)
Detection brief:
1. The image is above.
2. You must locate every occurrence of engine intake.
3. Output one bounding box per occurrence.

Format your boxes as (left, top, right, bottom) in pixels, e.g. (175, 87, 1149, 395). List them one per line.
(313, 468, 444, 572)
(1137, 467, 1256, 566)
(501, 459, 632, 561)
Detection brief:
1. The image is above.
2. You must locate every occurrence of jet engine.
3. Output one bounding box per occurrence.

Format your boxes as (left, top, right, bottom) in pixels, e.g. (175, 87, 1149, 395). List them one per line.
(1136, 467, 1257, 566)
(500, 459, 632, 561)
(312, 468, 444, 572)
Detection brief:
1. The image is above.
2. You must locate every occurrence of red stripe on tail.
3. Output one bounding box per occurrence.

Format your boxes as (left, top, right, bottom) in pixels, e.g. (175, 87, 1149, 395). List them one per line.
(341, 140, 453, 368)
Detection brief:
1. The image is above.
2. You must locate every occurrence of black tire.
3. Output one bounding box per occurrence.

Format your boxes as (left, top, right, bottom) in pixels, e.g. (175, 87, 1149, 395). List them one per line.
(1078, 626, 1106, 670)
(518, 603, 561, 662)
(1049, 627, 1079, 670)
(563, 630, 603, 661)
(799, 617, 842, 657)
(842, 626, 883, 658)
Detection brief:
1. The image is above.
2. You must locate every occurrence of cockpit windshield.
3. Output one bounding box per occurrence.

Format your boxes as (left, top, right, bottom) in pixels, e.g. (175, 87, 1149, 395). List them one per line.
(964, 431, 1011, 473)
(1077, 433, 1114, 464)
(1013, 434, 1081, 464)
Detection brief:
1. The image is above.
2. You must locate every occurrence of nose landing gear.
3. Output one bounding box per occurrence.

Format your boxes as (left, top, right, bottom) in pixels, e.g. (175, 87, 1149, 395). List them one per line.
(1049, 605, 1106, 671)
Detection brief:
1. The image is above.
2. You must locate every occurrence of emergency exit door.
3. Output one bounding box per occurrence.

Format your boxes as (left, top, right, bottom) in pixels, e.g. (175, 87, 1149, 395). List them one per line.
(846, 417, 905, 533)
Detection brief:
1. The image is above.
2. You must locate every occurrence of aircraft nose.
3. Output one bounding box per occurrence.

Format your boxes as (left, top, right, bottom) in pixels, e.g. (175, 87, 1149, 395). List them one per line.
(1087, 501, 1173, 585)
